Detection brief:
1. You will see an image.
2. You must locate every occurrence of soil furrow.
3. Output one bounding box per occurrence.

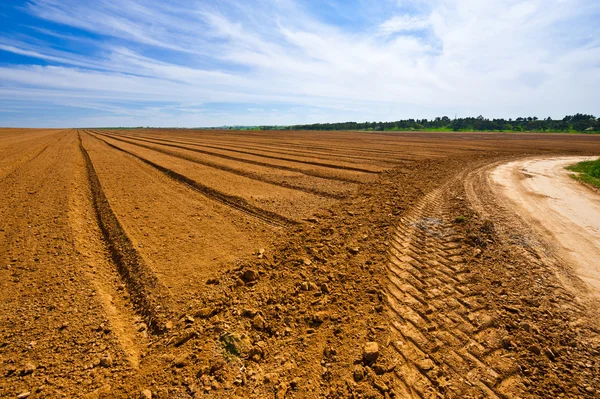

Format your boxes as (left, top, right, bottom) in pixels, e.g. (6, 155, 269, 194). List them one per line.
(88, 132, 298, 228)
(148, 135, 407, 166)
(78, 131, 172, 334)
(108, 131, 378, 177)
(92, 131, 346, 200)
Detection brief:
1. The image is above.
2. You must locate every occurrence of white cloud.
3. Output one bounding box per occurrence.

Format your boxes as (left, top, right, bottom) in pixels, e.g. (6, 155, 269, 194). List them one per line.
(0, 0, 598, 127)
(379, 15, 431, 34)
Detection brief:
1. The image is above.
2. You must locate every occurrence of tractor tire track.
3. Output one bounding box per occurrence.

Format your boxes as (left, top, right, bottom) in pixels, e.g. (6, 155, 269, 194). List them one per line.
(87, 132, 298, 228)
(105, 131, 373, 181)
(78, 131, 172, 334)
(385, 179, 522, 398)
(92, 131, 346, 200)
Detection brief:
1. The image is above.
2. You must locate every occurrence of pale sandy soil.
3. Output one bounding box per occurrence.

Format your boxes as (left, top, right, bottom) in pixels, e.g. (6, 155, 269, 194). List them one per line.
(491, 157, 600, 298)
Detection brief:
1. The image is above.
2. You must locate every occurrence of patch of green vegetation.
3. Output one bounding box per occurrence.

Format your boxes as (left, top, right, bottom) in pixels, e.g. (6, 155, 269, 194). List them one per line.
(454, 215, 468, 224)
(566, 158, 600, 188)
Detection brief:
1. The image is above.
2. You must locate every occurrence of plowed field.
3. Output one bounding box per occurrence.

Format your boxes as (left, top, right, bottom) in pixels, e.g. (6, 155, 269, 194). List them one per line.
(2, 129, 600, 399)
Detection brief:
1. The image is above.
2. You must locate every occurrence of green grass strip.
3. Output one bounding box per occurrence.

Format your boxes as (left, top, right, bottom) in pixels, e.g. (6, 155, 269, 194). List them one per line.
(566, 158, 600, 188)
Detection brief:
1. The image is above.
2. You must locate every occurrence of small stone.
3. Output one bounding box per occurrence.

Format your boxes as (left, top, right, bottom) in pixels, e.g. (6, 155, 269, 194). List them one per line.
(501, 336, 513, 349)
(302, 258, 312, 266)
(528, 344, 541, 355)
(349, 247, 360, 255)
(20, 362, 35, 376)
(363, 342, 379, 364)
(503, 305, 521, 314)
(353, 365, 365, 382)
(301, 281, 310, 291)
(242, 269, 259, 282)
(205, 278, 219, 285)
(248, 346, 264, 362)
(290, 377, 301, 389)
(252, 315, 267, 331)
(242, 308, 258, 317)
(308, 282, 318, 291)
(416, 358, 435, 372)
(174, 330, 197, 347)
(519, 322, 532, 332)
(165, 321, 174, 330)
(99, 354, 113, 367)
(372, 364, 387, 375)
(312, 311, 328, 325)
(17, 392, 31, 399)
(173, 354, 188, 368)
(140, 389, 153, 399)
(320, 283, 330, 294)
(307, 217, 319, 223)
(196, 307, 216, 319)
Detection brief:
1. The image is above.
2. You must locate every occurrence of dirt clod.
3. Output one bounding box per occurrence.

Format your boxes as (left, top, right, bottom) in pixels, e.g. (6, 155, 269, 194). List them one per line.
(363, 342, 379, 364)
(241, 269, 259, 282)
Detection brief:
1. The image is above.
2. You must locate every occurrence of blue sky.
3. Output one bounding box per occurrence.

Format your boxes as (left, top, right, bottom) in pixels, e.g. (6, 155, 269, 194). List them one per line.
(0, 0, 599, 127)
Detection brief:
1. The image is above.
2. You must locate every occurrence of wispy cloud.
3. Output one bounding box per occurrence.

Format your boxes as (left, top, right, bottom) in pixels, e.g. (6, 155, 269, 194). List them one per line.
(0, 0, 598, 127)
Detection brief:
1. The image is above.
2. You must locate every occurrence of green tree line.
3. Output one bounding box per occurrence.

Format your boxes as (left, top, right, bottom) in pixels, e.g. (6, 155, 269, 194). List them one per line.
(245, 113, 599, 132)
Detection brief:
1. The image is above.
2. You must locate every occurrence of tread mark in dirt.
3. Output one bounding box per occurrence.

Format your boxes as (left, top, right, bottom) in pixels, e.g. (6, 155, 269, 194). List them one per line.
(78, 131, 172, 334)
(104, 131, 366, 183)
(92, 131, 346, 200)
(385, 187, 522, 399)
(87, 132, 298, 228)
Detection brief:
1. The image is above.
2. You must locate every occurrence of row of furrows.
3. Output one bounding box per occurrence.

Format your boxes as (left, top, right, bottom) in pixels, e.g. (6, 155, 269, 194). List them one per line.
(87, 131, 298, 228)
(385, 188, 521, 398)
(146, 135, 409, 166)
(91, 131, 346, 200)
(118, 131, 382, 173)
(0, 131, 68, 183)
(78, 131, 172, 334)
(0, 144, 50, 184)
(106, 131, 376, 180)
(133, 130, 425, 160)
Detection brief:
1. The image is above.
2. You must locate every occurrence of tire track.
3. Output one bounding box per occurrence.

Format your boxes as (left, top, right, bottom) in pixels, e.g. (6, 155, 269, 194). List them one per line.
(105, 131, 375, 181)
(78, 131, 172, 334)
(86, 132, 298, 228)
(385, 181, 522, 398)
(91, 131, 346, 200)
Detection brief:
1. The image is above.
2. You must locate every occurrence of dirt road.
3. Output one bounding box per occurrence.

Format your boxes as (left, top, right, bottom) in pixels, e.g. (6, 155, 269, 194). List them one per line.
(491, 157, 600, 299)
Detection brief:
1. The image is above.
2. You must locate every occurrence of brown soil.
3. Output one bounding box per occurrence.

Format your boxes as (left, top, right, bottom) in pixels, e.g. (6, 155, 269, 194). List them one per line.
(1, 128, 600, 398)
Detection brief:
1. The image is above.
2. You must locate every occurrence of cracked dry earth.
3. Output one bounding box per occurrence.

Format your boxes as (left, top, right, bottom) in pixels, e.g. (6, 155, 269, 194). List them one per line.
(1, 128, 600, 399)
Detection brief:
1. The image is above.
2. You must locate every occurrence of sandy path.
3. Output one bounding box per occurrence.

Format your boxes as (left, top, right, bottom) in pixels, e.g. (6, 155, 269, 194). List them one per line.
(491, 156, 600, 298)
